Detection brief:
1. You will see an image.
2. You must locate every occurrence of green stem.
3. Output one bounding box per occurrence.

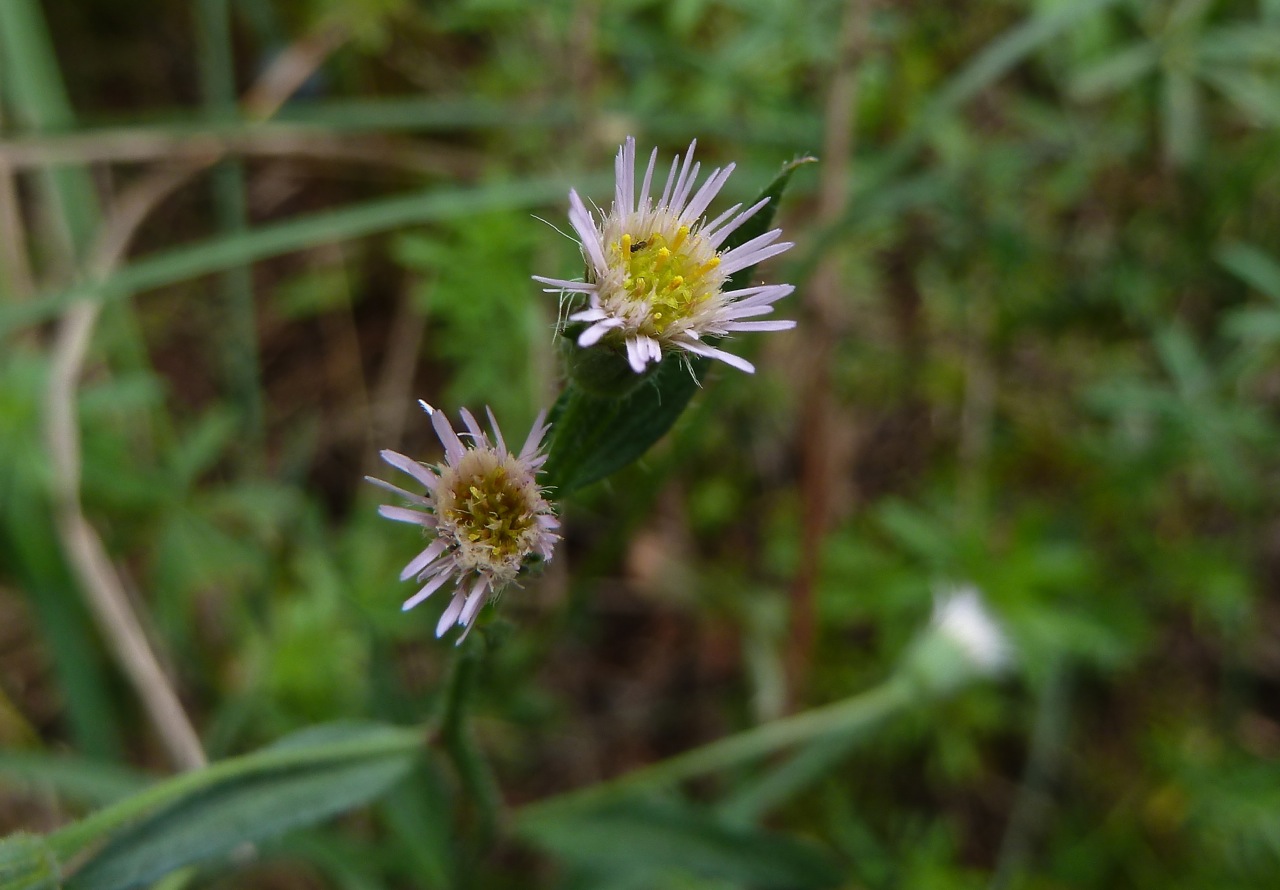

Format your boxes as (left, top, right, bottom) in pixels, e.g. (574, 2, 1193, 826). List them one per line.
(437, 641, 479, 746)
(437, 637, 501, 845)
(989, 660, 1072, 890)
(46, 726, 426, 861)
(515, 674, 915, 825)
(195, 0, 265, 453)
(716, 732, 860, 824)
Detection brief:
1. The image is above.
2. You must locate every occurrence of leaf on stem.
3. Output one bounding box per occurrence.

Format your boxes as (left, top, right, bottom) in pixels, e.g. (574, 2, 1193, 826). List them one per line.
(61, 722, 422, 890)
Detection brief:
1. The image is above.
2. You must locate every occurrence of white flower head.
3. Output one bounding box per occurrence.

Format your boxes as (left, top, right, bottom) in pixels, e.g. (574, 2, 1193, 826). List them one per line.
(367, 402, 560, 644)
(534, 136, 796, 375)
(931, 585, 1012, 675)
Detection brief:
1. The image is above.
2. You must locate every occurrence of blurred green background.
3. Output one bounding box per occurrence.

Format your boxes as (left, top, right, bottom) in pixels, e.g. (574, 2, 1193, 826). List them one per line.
(3, 0, 1280, 886)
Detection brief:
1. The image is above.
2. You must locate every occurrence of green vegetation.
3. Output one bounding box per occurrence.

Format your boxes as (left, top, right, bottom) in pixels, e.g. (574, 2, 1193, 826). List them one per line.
(3, 0, 1280, 887)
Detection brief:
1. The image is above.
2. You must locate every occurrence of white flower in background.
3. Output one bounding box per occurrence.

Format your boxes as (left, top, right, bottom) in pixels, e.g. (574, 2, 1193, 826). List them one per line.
(367, 402, 560, 644)
(534, 137, 796, 374)
(931, 585, 1012, 675)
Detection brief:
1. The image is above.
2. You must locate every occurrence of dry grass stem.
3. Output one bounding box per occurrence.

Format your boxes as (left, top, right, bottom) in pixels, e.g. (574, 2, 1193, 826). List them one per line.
(39, 22, 351, 772)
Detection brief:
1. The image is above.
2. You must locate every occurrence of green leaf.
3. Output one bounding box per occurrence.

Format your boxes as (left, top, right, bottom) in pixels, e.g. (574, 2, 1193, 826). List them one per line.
(0, 833, 61, 890)
(1199, 66, 1280, 128)
(1217, 242, 1280, 302)
(1069, 42, 1160, 100)
(1195, 25, 1280, 64)
(910, 0, 1123, 138)
(59, 723, 422, 890)
(542, 156, 814, 495)
(1223, 308, 1280, 343)
(518, 798, 842, 889)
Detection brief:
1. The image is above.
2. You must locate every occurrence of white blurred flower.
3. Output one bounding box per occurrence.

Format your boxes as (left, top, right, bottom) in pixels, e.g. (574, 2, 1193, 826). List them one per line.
(367, 403, 560, 644)
(931, 585, 1012, 675)
(534, 136, 795, 374)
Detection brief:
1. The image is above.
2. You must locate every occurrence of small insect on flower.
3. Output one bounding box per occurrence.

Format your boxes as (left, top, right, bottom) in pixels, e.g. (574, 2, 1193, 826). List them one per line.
(534, 136, 796, 374)
(366, 402, 560, 644)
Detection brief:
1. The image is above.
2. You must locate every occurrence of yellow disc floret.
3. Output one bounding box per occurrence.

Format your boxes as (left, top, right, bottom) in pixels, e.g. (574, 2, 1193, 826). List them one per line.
(609, 227, 722, 334)
(436, 449, 541, 579)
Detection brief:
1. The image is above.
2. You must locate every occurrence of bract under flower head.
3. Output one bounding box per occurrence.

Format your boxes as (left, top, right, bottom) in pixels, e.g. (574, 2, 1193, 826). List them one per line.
(367, 403, 560, 644)
(535, 137, 796, 374)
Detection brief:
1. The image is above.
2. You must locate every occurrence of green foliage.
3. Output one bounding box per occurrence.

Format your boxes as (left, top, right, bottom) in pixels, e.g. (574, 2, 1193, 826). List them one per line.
(4, 0, 1280, 886)
(393, 210, 548, 425)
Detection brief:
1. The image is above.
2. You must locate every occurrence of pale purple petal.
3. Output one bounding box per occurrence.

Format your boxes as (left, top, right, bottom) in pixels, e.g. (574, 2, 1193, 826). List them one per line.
(430, 410, 465, 464)
(625, 337, 648, 373)
(364, 475, 429, 505)
(680, 164, 734, 226)
(720, 229, 784, 264)
(642, 335, 662, 364)
(707, 197, 770, 249)
(520, 408, 551, 461)
(459, 582, 489, 627)
(658, 155, 679, 208)
(671, 161, 701, 218)
(578, 318, 623, 347)
(378, 505, 433, 525)
(568, 190, 607, 271)
(399, 539, 449, 581)
(720, 283, 795, 304)
(379, 449, 438, 489)
(453, 578, 492, 644)
(718, 240, 793, 277)
(436, 592, 466, 637)
(403, 569, 453, 610)
(668, 141, 699, 216)
(678, 339, 756, 373)
(638, 146, 659, 215)
(485, 406, 507, 454)
(703, 201, 743, 235)
(615, 137, 635, 215)
(533, 275, 595, 294)
(719, 305, 780, 321)
(721, 319, 797, 332)
(458, 407, 488, 447)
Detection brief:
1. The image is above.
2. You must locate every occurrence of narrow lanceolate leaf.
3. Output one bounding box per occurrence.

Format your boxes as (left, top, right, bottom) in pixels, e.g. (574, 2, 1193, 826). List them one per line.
(58, 723, 423, 890)
(543, 155, 814, 495)
(1068, 42, 1160, 100)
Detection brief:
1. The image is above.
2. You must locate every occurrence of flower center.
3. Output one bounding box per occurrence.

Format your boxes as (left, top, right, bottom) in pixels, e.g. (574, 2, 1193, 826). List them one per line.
(609, 228, 721, 334)
(439, 452, 537, 567)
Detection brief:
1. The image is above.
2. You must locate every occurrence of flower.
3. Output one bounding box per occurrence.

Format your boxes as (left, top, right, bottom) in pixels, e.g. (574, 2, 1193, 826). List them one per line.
(367, 402, 560, 643)
(930, 585, 1012, 675)
(534, 136, 796, 374)
(899, 585, 1013, 697)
